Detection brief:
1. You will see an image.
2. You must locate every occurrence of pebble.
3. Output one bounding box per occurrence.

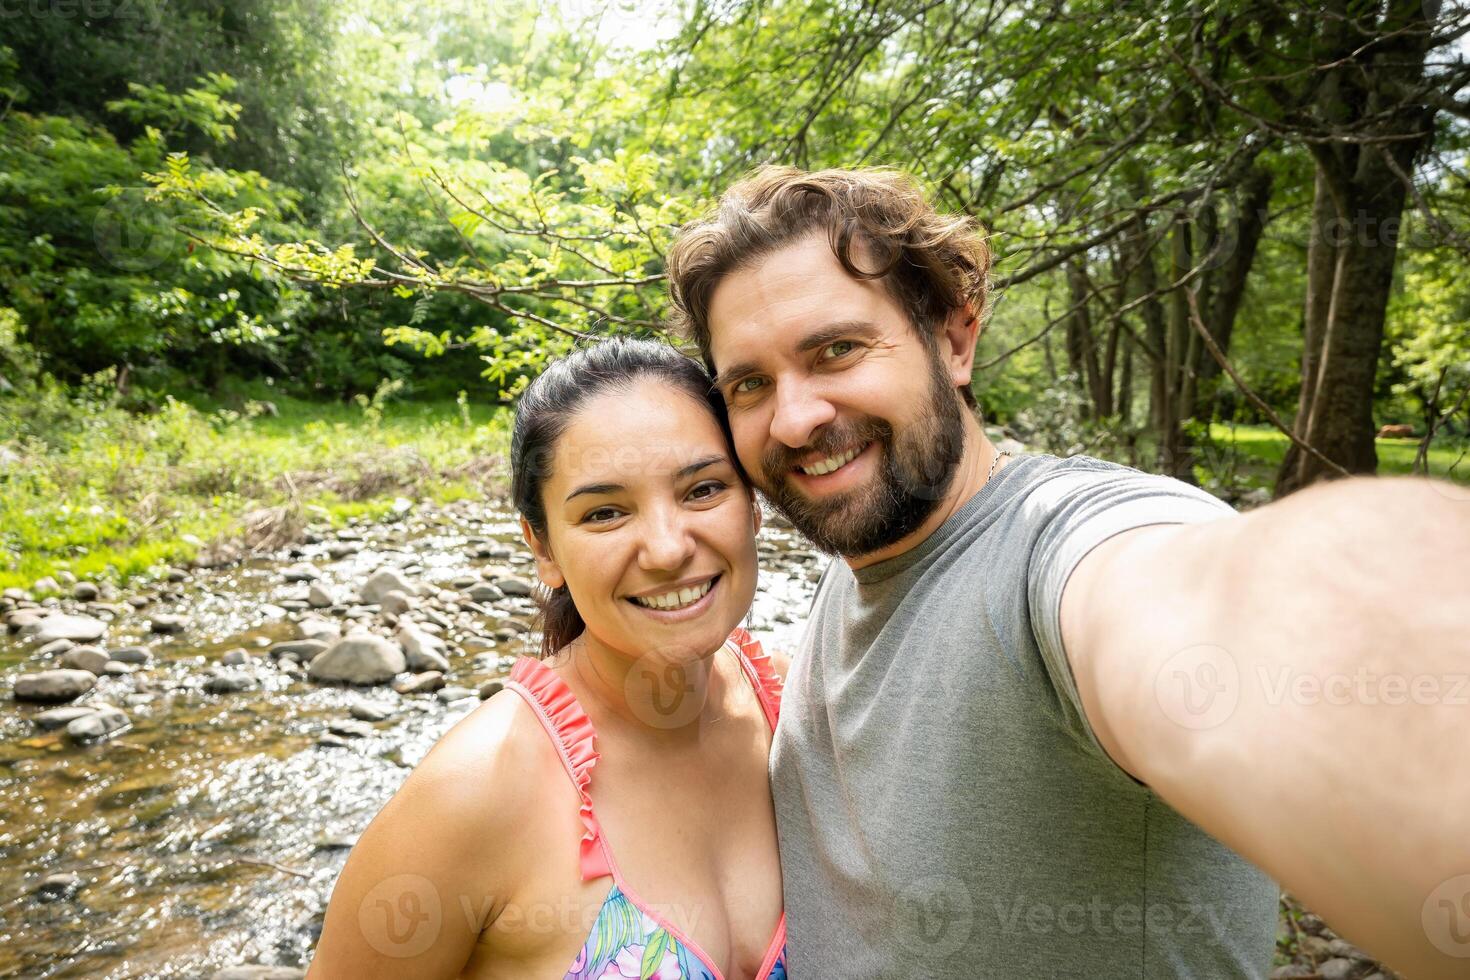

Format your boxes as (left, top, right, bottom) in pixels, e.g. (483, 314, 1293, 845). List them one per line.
(32, 706, 100, 731)
(478, 680, 504, 699)
(220, 648, 253, 666)
(204, 673, 256, 694)
(466, 583, 505, 603)
(36, 638, 75, 659)
(72, 582, 100, 601)
(315, 733, 349, 749)
(282, 563, 320, 583)
(392, 671, 445, 695)
(34, 871, 84, 900)
(437, 686, 475, 703)
(378, 590, 413, 616)
(150, 614, 186, 634)
(101, 660, 135, 676)
(361, 568, 415, 604)
(269, 639, 328, 663)
(348, 701, 391, 722)
(492, 576, 535, 597)
(398, 625, 449, 673)
(66, 705, 130, 740)
(296, 617, 340, 643)
(61, 646, 111, 675)
(23, 613, 108, 645)
(13, 669, 97, 703)
(307, 584, 335, 609)
(326, 718, 375, 738)
(1317, 959, 1354, 980)
(307, 633, 405, 686)
(112, 645, 152, 665)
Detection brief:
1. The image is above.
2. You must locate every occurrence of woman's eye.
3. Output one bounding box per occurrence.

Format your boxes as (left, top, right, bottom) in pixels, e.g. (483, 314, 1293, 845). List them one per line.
(689, 480, 727, 500)
(582, 507, 621, 524)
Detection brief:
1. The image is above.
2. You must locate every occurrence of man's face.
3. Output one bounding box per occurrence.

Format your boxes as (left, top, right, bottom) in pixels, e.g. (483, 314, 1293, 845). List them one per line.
(706, 232, 970, 557)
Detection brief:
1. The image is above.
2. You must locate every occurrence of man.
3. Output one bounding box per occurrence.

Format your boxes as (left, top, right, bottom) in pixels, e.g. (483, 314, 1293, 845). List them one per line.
(665, 166, 1470, 979)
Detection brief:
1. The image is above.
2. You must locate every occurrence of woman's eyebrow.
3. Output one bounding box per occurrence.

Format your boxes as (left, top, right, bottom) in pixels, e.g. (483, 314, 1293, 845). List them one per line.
(564, 454, 728, 502)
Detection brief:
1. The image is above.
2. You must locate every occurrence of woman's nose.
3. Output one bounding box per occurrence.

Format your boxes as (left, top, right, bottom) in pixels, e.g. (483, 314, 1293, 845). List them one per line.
(637, 507, 697, 571)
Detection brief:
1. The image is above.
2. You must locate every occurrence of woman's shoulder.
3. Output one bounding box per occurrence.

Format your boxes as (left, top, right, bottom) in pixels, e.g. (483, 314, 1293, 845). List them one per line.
(407, 684, 569, 842)
(306, 687, 571, 976)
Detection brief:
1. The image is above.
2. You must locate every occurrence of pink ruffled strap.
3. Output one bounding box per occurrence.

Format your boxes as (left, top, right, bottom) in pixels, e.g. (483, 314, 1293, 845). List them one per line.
(726, 626, 784, 731)
(506, 658, 614, 882)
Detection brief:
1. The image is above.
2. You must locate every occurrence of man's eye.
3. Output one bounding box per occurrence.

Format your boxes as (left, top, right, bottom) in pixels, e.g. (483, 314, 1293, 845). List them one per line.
(823, 340, 854, 359)
(734, 377, 765, 394)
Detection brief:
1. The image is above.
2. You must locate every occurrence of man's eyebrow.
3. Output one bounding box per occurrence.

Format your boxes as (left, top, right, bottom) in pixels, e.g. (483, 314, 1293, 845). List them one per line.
(713, 320, 880, 392)
(793, 319, 881, 354)
(564, 454, 728, 502)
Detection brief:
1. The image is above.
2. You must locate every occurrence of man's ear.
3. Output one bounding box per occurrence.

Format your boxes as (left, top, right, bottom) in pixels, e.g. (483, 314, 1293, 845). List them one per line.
(749, 489, 763, 537)
(937, 303, 982, 389)
(520, 517, 565, 590)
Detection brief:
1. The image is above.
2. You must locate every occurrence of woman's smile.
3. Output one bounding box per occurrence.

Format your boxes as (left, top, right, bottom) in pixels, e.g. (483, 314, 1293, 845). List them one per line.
(625, 572, 723, 620)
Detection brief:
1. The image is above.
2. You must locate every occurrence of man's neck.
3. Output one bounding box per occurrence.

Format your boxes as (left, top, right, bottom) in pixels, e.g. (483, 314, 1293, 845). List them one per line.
(845, 417, 1003, 572)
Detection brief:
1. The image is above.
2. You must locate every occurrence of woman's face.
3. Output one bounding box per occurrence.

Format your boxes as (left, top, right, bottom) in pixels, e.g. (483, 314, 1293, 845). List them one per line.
(524, 379, 760, 666)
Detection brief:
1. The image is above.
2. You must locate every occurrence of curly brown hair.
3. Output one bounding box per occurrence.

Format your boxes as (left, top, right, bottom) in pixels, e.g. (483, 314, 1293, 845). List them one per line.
(665, 165, 991, 408)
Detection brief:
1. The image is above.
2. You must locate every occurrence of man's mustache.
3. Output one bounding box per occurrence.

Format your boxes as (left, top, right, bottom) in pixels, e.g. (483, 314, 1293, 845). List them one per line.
(761, 420, 891, 482)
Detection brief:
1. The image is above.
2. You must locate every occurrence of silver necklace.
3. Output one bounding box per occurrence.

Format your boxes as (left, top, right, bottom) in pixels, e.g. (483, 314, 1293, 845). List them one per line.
(986, 449, 1011, 484)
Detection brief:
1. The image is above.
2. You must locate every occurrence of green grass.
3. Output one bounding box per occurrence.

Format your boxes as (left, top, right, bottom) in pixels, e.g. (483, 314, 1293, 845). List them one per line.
(1204, 423, 1470, 485)
(0, 383, 511, 591)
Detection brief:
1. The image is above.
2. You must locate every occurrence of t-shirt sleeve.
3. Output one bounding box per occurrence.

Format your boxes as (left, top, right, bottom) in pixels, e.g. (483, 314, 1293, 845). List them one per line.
(1025, 459, 1237, 770)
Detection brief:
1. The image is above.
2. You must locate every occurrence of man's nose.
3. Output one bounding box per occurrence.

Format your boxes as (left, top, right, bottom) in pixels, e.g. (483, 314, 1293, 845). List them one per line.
(637, 505, 697, 571)
(769, 381, 837, 450)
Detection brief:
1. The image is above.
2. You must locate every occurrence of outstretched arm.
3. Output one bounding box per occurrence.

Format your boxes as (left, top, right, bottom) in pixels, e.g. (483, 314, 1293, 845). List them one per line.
(1060, 475, 1470, 980)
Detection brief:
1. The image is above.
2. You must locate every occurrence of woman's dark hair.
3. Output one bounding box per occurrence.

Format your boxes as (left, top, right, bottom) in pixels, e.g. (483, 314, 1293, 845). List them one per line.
(510, 337, 740, 658)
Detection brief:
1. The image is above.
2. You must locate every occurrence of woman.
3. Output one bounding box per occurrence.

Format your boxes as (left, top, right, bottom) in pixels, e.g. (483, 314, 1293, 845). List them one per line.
(306, 338, 788, 980)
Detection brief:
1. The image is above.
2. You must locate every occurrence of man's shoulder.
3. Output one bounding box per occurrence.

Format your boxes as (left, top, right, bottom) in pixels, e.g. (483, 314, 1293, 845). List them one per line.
(1001, 452, 1233, 521)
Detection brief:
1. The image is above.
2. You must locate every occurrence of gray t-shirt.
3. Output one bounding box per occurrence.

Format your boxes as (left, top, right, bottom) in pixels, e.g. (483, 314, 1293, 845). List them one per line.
(770, 453, 1279, 978)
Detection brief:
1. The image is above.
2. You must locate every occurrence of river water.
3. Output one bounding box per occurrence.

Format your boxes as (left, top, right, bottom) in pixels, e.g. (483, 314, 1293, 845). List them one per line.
(0, 500, 819, 978)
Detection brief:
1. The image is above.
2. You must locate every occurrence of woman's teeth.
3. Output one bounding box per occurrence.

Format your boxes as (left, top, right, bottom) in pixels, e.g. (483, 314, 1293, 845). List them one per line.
(630, 577, 714, 610)
(799, 444, 862, 476)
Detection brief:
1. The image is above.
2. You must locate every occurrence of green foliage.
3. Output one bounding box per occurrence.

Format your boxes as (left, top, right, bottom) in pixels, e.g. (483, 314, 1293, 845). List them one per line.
(0, 385, 510, 589)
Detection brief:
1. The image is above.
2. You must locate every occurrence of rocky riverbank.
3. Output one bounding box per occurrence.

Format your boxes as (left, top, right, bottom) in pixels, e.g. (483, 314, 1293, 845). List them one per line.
(0, 494, 1403, 979)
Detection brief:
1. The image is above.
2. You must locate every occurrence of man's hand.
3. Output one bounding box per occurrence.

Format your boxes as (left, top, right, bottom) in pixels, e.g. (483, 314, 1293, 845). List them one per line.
(1061, 475, 1470, 980)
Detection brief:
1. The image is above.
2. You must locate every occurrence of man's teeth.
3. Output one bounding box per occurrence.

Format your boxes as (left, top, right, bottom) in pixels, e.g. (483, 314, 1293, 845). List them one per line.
(631, 578, 714, 610)
(799, 445, 862, 476)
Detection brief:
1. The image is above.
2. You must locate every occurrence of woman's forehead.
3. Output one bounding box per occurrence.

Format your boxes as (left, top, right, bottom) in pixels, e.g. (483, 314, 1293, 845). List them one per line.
(550, 383, 728, 488)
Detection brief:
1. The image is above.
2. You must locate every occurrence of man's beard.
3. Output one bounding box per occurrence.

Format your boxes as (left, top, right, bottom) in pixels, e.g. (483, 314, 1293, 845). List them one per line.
(759, 354, 969, 558)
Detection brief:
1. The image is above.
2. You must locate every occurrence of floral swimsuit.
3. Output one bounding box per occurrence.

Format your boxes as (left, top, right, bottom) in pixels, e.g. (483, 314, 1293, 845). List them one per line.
(506, 627, 789, 980)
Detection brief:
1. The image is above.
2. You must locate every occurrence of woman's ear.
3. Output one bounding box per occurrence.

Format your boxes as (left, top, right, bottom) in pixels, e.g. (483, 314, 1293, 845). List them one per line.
(520, 517, 565, 590)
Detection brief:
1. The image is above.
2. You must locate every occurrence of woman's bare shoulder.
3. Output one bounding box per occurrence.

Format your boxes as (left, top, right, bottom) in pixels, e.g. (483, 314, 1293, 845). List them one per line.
(305, 689, 564, 978)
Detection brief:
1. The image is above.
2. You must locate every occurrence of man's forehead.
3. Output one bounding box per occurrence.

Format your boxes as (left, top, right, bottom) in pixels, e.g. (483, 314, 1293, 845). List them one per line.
(707, 245, 889, 368)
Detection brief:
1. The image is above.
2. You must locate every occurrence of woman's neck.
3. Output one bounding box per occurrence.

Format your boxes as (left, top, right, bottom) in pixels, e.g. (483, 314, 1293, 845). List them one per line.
(564, 632, 726, 743)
